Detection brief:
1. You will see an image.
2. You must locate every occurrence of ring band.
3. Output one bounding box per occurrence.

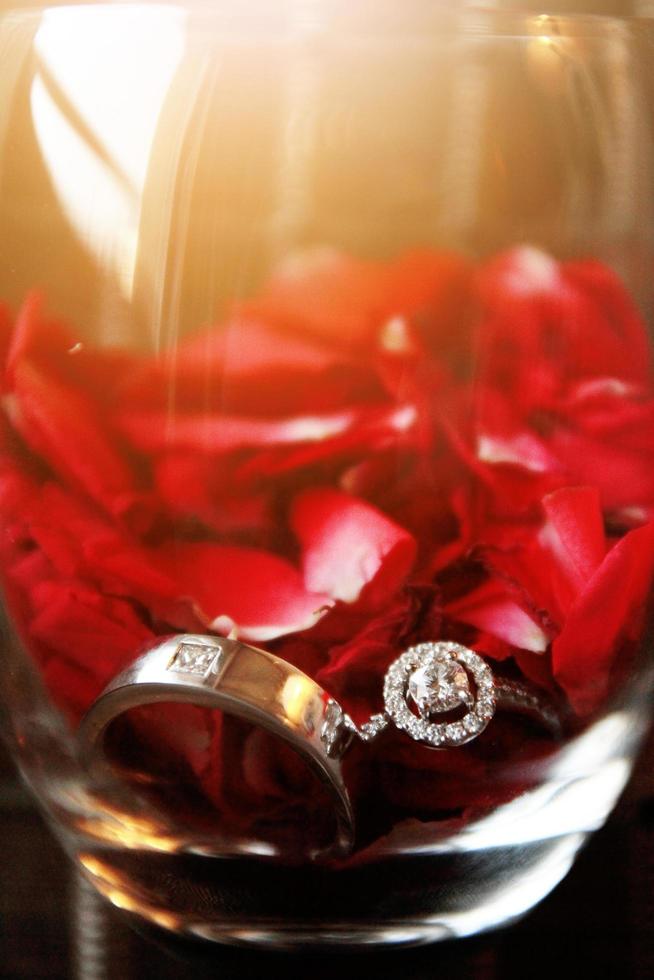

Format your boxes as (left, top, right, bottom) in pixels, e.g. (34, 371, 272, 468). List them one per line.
(78, 635, 562, 860)
(77, 634, 356, 859)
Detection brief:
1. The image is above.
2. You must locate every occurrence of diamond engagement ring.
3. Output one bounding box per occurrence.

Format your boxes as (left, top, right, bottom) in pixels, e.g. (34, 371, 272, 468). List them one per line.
(78, 635, 562, 858)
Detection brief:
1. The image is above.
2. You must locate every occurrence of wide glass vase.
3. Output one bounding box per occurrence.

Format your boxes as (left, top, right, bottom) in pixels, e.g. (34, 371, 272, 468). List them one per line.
(1, 1, 654, 949)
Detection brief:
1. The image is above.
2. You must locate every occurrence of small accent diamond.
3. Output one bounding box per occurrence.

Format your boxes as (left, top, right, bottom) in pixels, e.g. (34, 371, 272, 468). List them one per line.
(168, 641, 222, 676)
(321, 700, 356, 757)
(357, 714, 389, 741)
(446, 722, 466, 743)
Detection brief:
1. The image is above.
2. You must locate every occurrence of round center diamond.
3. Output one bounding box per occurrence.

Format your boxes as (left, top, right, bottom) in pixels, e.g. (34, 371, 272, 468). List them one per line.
(408, 660, 474, 718)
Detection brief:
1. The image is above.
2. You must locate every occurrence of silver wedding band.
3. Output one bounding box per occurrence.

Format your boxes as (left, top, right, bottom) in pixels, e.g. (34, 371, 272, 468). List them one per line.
(78, 634, 356, 858)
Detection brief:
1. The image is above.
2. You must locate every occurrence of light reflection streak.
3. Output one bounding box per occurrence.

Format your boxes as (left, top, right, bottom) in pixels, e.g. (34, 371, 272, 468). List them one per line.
(30, 4, 186, 299)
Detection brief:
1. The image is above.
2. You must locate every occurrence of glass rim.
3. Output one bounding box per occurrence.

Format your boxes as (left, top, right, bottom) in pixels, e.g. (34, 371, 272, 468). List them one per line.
(1, 2, 645, 42)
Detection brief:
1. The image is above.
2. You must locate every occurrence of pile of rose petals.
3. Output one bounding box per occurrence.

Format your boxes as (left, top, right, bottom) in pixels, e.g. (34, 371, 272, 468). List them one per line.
(1, 245, 654, 835)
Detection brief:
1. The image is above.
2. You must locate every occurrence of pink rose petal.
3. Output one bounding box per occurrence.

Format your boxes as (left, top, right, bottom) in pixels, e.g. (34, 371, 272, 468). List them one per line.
(291, 487, 416, 607)
(477, 430, 560, 474)
(445, 579, 549, 653)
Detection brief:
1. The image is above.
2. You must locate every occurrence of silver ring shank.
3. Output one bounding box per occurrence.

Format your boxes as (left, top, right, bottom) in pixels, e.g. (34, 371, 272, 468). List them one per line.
(78, 635, 355, 858)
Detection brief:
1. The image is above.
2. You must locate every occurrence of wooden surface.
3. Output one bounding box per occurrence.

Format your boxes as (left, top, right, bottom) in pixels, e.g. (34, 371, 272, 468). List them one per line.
(1, 726, 654, 980)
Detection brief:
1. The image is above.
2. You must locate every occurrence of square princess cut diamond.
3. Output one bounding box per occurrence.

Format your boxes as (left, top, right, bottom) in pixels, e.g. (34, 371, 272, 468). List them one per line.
(168, 641, 223, 677)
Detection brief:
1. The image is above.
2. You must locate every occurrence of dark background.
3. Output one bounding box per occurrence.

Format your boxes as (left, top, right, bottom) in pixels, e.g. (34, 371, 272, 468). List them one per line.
(1, 724, 654, 980)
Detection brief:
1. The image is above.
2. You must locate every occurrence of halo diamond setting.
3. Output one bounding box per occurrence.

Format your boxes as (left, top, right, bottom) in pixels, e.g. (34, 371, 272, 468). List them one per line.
(383, 642, 497, 748)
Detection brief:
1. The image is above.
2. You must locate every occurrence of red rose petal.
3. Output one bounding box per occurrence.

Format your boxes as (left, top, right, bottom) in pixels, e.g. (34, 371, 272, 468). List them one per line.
(5, 292, 136, 401)
(473, 384, 556, 470)
(481, 532, 565, 635)
(470, 633, 515, 661)
(553, 520, 654, 715)
(541, 486, 606, 593)
(30, 579, 153, 654)
(5, 291, 75, 386)
(29, 579, 154, 714)
(23, 483, 176, 601)
(2, 244, 653, 824)
(0, 302, 11, 353)
(514, 650, 556, 692)
(236, 403, 419, 481)
(561, 377, 654, 444)
(121, 316, 380, 417)
(116, 402, 418, 480)
(472, 376, 654, 524)
(564, 259, 652, 384)
(476, 247, 652, 409)
(291, 487, 416, 607)
(382, 250, 475, 364)
(480, 487, 608, 630)
(42, 658, 102, 722)
(385, 250, 472, 315)
(3, 550, 53, 637)
(10, 483, 202, 633)
(316, 591, 421, 693)
(154, 453, 271, 536)
(179, 316, 340, 376)
(152, 542, 332, 642)
(7, 360, 137, 514)
(247, 249, 389, 347)
(8, 549, 54, 598)
(549, 428, 654, 518)
(116, 405, 363, 454)
(0, 458, 41, 524)
(123, 703, 215, 787)
(267, 636, 327, 680)
(250, 248, 473, 356)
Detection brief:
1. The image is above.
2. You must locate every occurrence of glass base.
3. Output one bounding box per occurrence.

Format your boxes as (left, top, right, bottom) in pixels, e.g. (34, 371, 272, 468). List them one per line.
(72, 826, 595, 952)
(66, 684, 651, 952)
